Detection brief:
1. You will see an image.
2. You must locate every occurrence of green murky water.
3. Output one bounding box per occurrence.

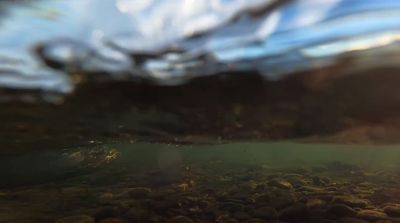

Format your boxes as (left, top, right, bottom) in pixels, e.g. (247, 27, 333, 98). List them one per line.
(1, 143, 400, 223)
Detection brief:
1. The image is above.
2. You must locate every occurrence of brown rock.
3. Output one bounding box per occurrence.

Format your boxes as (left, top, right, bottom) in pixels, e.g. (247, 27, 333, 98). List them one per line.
(383, 204, 400, 217)
(125, 187, 151, 198)
(306, 198, 326, 209)
(357, 210, 388, 221)
(97, 193, 114, 204)
(269, 179, 293, 190)
(333, 196, 368, 208)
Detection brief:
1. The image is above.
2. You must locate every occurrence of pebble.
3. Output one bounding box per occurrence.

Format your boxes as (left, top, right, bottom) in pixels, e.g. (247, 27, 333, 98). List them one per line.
(55, 215, 95, 223)
(357, 210, 388, 221)
(383, 204, 400, 217)
(97, 193, 114, 204)
(269, 179, 293, 190)
(333, 196, 368, 208)
(125, 187, 151, 198)
(306, 198, 326, 209)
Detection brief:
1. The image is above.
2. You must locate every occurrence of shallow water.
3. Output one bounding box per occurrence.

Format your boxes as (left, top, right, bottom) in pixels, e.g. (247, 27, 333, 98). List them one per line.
(1, 143, 400, 223)
(2, 1, 400, 223)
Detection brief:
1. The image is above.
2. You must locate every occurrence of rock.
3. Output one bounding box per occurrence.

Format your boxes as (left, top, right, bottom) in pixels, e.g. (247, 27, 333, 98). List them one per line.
(312, 176, 330, 186)
(306, 198, 326, 209)
(98, 218, 127, 223)
(269, 179, 293, 190)
(327, 204, 357, 218)
(298, 185, 324, 192)
(333, 196, 368, 208)
(383, 204, 400, 217)
(278, 203, 308, 220)
(338, 217, 369, 223)
(125, 187, 151, 198)
(252, 206, 277, 219)
(55, 215, 95, 223)
(357, 210, 388, 221)
(283, 174, 308, 187)
(97, 193, 114, 204)
(166, 215, 194, 223)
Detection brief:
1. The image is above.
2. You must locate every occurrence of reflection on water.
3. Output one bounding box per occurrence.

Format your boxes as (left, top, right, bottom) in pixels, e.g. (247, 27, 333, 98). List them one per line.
(1, 0, 400, 98)
(1, 143, 400, 222)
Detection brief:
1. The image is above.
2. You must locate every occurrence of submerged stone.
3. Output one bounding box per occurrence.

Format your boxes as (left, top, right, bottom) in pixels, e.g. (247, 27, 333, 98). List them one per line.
(357, 210, 388, 221)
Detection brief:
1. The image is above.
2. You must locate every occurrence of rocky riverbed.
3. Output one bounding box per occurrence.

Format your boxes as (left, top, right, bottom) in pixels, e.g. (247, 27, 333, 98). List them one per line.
(1, 155, 400, 223)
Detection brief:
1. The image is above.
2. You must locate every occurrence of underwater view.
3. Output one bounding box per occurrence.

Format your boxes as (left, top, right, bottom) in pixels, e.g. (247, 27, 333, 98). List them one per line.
(2, 0, 400, 223)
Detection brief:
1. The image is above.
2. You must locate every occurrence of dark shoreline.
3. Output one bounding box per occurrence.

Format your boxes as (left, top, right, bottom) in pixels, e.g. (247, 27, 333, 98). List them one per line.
(2, 67, 400, 154)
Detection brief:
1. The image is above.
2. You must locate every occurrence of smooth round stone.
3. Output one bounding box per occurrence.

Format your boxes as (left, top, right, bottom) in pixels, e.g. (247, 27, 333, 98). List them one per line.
(333, 196, 368, 208)
(166, 215, 194, 223)
(55, 215, 94, 223)
(97, 193, 114, 204)
(269, 179, 293, 190)
(383, 205, 400, 217)
(125, 187, 151, 198)
(357, 210, 388, 221)
(306, 198, 326, 209)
